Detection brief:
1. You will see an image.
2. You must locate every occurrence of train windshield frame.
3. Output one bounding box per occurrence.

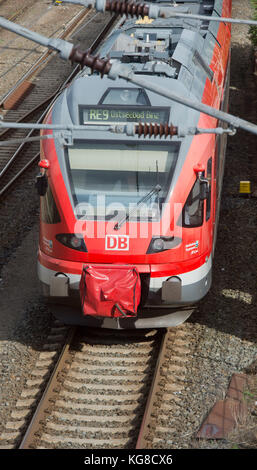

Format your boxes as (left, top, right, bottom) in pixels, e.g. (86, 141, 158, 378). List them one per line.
(65, 140, 180, 221)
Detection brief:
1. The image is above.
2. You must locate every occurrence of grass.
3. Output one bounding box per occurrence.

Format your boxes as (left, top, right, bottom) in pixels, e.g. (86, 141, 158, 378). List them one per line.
(249, 0, 257, 46)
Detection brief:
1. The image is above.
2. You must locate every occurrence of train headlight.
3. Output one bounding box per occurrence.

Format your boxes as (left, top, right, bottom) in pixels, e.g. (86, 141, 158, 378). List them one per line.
(152, 238, 165, 252)
(56, 234, 87, 252)
(70, 236, 82, 249)
(147, 236, 181, 254)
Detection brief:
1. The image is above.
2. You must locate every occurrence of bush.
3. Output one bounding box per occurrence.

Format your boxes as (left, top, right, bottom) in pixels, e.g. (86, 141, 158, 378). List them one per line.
(249, 0, 257, 46)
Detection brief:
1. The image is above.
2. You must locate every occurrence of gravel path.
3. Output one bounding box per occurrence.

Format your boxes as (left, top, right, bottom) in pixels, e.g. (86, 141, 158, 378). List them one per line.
(0, 0, 256, 449)
(186, 0, 257, 448)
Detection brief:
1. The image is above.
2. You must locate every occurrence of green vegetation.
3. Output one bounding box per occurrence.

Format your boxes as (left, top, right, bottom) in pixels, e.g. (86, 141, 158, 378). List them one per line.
(249, 0, 257, 46)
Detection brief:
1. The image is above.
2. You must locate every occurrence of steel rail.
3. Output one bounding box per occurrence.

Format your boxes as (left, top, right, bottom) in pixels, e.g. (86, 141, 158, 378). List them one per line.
(1, 16, 256, 136)
(0, 13, 101, 137)
(136, 328, 170, 449)
(19, 327, 77, 449)
(0, 10, 118, 132)
(0, 1, 29, 23)
(0, 7, 91, 108)
(6, 6, 28, 23)
(60, 0, 257, 26)
(0, 105, 52, 181)
(0, 152, 39, 198)
(0, 13, 119, 198)
(18, 326, 164, 449)
(0, 9, 96, 184)
(0, 93, 58, 139)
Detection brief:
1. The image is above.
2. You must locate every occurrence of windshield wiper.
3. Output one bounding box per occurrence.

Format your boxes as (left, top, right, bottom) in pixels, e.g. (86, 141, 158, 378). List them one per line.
(114, 184, 162, 231)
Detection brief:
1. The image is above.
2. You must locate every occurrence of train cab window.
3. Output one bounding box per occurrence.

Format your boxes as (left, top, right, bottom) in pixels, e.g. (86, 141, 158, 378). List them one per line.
(182, 179, 204, 228)
(206, 157, 212, 221)
(41, 184, 61, 224)
(66, 142, 179, 221)
(99, 88, 150, 106)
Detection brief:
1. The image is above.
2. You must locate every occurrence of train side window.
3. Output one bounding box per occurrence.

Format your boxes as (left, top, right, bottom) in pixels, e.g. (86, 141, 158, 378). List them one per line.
(41, 183, 61, 224)
(206, 157, 212, 221)
(182, 179, 204, 228)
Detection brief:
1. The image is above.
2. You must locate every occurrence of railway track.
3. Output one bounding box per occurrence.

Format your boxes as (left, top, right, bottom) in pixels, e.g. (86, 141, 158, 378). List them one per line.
(0, 4, 195, 449)
(0, 4, 196, 450)
(0, 323, 193, 449)
(0, 0, 36, 24)
(0, 9, 119, 198)
(0, 1, 81, 91)
(0, 0, 256, 453)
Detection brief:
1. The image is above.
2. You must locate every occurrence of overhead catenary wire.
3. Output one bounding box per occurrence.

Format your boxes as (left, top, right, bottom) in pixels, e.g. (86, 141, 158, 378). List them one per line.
(0, 10, 121, 198)
(0, 119, 238, 142)
(0, 7, 91, 89)
(59, 0, 257, 26)
(0, 11, 257, 138)
(0, 134, 56, 147)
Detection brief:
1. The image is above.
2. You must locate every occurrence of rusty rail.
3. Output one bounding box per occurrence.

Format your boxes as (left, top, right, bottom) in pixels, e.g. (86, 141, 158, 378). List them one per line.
(17, 327, 166, 449)
(19, 327, 77, 449)
(0, 7, 91, 110)
(0, 12, 119, 198)
(136, 328, 171, 448)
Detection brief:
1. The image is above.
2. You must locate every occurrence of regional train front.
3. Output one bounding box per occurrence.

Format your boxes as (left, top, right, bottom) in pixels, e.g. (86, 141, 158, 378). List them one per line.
(37, 1, 231, 328)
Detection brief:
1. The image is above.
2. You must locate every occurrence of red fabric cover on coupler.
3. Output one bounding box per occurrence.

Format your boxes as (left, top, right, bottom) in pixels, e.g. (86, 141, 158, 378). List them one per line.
(79, 265, 141, 318)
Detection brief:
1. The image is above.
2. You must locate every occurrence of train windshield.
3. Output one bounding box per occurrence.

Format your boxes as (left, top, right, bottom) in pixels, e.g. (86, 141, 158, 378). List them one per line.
(66, 142, 179, 220)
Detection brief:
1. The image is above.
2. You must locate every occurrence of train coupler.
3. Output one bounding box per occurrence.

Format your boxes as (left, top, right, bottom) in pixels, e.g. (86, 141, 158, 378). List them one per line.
(79, 264, 141, 318)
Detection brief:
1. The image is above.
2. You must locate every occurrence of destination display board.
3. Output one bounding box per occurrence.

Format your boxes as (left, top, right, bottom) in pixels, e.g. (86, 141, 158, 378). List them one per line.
(80, 106, 170, 124)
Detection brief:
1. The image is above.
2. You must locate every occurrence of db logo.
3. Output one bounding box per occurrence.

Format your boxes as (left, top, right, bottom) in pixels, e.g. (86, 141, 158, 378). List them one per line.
(105, 235, 129, 251)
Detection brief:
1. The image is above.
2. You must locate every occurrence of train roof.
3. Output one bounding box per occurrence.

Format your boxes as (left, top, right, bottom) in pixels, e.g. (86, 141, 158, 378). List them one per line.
(52, 0, 227, 141)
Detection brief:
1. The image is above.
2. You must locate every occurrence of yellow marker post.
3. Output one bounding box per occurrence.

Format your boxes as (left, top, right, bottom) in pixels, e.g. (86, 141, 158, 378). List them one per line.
(239, 181, 251, 196)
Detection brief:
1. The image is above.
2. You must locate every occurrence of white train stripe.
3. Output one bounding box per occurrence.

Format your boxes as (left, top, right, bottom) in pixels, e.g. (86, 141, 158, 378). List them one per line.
(149, 255, 212, 289)
(38, 255, 212, 289)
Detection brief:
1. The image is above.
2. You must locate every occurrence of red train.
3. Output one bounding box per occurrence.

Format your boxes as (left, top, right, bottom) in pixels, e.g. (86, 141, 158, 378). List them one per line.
(37, 0, 232, 328)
